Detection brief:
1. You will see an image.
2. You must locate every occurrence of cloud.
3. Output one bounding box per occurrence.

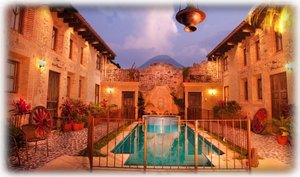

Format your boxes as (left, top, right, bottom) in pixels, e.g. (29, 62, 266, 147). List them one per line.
(176, 44, 207, 58)
(200, 48, 208, 56)
(123, 7, 178, 55)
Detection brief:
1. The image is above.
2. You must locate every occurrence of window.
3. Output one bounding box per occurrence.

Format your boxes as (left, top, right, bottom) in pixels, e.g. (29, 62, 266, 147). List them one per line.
(67, 76, 71, 97)
(257, 77, 262, 100)
(222, 57, 228, 71)
(255, 40, 260, 61)
(224, 86, 229, 102)
(275, 32, 283, 52)
(95, 84, 100, 104)
(78, 79, 82, 98)
(96, 55, 101, 70)
(80, 47, 84, 64)
(10, 6, 24, 33)
(243, 48, 247, 66)
(69, 39, 73, 59)
(244, 80, 248, 101)
(7, 60, 19, 93)
(51, 27, 58, 50)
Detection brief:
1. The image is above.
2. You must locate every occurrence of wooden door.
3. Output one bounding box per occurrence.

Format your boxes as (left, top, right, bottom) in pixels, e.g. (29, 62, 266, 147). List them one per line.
(122, 91, 135, 119)
(47, 71, 60, 118)
(187, 92, 202, 120)
(271, 72, 288, 119)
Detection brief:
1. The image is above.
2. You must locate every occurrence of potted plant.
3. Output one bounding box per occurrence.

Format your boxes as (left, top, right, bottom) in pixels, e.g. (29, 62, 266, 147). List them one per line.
(276, 127, 289, 145)
(213, 100, 243, 127)
(72, 100, 88, 131)
(63, 121, 72, 132)
(88, 103, 104, 125)
(9, 125, 25, 148)
(273, 116, 291, 145)
(9, 98, 31, 127)
(100, 99, 117, 118)
(60, 99, 75, 132)
(213, 100, 242, 119)
(60, 99, 88, 131)
(73, 117, 84, 131)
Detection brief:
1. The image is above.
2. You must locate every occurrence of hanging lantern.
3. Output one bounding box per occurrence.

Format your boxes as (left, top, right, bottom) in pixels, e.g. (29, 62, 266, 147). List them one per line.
(176, 4, 206, 32)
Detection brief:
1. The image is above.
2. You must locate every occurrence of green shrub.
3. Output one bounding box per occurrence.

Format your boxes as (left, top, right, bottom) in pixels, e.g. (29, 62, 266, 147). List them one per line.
(213, 100, 242, 119)
(9, 125, 25, 148)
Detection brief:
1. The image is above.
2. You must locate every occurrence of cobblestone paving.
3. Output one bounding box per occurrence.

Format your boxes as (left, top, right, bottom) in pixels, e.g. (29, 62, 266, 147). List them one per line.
(251, 132, 293, 166)
(8, 122, 121, 171)
(203, 122, 293, 166)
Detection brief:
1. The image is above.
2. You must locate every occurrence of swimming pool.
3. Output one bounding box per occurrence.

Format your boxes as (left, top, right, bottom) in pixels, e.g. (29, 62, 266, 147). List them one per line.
(111, 120, 224, 166)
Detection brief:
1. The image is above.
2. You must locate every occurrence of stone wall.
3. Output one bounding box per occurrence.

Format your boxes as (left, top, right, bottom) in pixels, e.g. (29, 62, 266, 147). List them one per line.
(219, 27, 294, 120)
(189, 61, 219, 82)
(7, 6, 111, 117)
(104, 61, 219, 115)
(105, 68, 139, 82)
(139, 62, 183, 94)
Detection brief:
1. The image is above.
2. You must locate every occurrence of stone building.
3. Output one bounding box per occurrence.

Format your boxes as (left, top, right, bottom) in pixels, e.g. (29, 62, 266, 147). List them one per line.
(7, 5, 117, 118)
(207, 7, 294, 121)
(103, 60, 222, 119)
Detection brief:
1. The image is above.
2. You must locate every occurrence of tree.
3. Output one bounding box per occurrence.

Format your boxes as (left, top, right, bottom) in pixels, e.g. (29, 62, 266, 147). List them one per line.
(138, 92, 145, 118)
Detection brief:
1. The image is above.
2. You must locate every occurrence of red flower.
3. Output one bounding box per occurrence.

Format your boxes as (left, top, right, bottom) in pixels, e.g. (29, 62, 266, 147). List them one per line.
(33, 108, 52, 138)
(10, 98, 31, 115)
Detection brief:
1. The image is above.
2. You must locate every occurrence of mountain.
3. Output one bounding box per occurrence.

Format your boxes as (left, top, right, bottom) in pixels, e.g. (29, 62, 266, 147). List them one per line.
(138, 55, 184, 69)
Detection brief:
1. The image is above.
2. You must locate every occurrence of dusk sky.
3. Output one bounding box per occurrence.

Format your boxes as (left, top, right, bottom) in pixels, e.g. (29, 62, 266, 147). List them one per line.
(75, 5, 253, 68)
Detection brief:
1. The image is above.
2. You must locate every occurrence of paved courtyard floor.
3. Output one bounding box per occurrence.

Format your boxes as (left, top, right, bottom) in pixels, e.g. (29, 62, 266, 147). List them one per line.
(7, 122, 294, 172)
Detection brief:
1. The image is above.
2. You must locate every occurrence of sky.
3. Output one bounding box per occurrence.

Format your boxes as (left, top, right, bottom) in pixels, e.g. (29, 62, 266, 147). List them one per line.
(75, 5, 253, 69)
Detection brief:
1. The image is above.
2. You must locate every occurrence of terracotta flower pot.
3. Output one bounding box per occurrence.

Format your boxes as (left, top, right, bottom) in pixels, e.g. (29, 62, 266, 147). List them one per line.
(73, 123, 81, 131)
(73, 122, 84, 131)
(63, 123, 72, 132)
(79, 122, 84, 129)
(276, 134, 288, 145)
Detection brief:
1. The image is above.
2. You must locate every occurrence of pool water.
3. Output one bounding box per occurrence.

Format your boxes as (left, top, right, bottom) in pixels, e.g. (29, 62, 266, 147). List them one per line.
(112, 123, 224, 166)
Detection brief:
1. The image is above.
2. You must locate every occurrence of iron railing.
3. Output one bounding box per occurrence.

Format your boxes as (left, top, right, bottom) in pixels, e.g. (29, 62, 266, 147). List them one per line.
(87, 116, 251, 172)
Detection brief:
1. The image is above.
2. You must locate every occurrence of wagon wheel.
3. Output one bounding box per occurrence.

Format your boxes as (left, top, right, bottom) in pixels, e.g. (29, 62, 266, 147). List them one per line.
(252, 108, 267, 134)
(30, 106, 53, 139)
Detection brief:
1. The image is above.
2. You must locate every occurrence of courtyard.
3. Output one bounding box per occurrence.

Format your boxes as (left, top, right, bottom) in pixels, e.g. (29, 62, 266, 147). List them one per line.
(8, 121, 292, 172)
(6, 1, 295, 174)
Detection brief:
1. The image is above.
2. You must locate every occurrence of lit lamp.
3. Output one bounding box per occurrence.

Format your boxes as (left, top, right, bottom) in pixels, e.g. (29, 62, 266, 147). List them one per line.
(285, 62, 293, 71)
(208, 88, 217, 96)
(36, 59, 47, 72)
(106, 87, 114, 94)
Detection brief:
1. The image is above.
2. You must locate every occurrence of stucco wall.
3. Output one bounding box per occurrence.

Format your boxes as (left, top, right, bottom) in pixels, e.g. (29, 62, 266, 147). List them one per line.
(100, 81, 139, 119)
(183, 82, 223, 119)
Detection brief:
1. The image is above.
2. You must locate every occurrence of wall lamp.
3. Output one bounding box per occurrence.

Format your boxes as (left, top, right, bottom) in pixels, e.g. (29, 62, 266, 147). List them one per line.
(285, 62, 294, 71)
(36, 58, 47, 72)
(106, 87, 114, 94)
(208, 88, 217, 96)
